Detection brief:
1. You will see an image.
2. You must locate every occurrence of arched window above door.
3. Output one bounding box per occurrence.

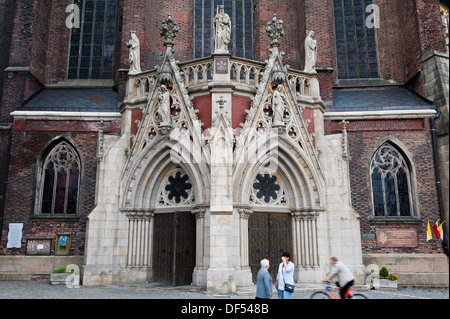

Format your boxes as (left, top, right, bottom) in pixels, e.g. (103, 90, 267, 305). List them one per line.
(250, 173, 288, 206)
(156, 167, 195, 207)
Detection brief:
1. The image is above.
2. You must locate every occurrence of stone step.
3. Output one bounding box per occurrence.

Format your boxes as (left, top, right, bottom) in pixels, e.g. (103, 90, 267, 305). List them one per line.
(0, 272, 31, 281)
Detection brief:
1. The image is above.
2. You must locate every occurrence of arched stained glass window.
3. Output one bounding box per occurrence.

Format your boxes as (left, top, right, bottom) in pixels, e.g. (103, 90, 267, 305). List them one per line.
(68, 0, 117, 79)
(370, 144, 412, 218)
(194, 0, 253, 59)
(38, 141, 81, 216)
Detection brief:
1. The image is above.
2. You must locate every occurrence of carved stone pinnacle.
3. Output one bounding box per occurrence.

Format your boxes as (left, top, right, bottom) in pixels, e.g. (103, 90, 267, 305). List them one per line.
(160, 14, 179, 44)
(266, 14, 284, 46)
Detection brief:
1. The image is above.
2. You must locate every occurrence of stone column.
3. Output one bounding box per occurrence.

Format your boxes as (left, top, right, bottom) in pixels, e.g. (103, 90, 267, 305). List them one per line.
(206, 52, 240, 293)
(238, 208, 252, 269)
(126, 212, 154, 267)
(291, 210, 320, 283)
(291, 213, 302, 267)
(192, 208, 206, 287)
(193, 208, 206, 269)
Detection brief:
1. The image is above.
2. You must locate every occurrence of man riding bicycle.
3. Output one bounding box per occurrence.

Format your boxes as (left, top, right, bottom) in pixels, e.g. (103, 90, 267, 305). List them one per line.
(323, 257, 355, 299)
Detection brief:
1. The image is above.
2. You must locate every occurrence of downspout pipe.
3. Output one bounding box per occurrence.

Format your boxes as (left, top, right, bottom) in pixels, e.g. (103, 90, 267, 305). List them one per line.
(430, 111, 449, 256)
(0, 124, 12, 238)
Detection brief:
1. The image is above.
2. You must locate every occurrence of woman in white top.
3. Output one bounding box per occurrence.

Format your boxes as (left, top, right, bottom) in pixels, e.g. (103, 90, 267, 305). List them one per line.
(275, 252, 295, 299)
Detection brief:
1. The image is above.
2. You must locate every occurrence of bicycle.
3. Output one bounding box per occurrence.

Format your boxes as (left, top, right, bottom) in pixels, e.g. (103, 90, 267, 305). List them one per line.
(310, 284, 368, 299)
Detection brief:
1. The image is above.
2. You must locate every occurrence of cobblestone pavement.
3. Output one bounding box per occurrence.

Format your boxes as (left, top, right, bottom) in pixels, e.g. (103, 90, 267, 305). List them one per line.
(0, 281, 448, 299)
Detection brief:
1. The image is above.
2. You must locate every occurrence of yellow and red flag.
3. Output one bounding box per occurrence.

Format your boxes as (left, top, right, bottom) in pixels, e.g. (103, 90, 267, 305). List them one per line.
(432, 219, 445, 241)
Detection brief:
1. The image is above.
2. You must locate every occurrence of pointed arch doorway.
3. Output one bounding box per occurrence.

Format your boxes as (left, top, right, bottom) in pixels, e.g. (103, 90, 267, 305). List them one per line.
(248, 212, 292, 283)
(152, 211, 196, 286)
(151, 167, 197, 286)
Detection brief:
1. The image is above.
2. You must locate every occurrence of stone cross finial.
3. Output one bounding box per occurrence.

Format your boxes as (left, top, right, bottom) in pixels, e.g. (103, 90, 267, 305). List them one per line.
(266, 14, 284, 46)
(160, 14, 179, 43)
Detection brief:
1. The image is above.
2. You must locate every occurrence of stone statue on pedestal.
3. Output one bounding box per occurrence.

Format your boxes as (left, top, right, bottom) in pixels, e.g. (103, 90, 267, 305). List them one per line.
(127, 31, 141, 75)
(158, 85, 171, 125)
(272, 85, 286, 125)
(304, 31, 317, 73)
(213, 5, 231, 53)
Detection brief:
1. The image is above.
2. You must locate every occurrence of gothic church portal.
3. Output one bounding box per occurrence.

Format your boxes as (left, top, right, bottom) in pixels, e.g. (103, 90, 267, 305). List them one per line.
(0, 0, 447, 291)
(81, 11, 365, 291)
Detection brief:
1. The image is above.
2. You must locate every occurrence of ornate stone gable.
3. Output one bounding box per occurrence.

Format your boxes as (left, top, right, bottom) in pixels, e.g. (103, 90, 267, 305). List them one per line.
(234, 43, 325, 192)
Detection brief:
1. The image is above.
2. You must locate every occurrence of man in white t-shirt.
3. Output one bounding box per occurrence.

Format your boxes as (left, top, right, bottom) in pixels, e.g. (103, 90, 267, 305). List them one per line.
(323, 257, 355, 299)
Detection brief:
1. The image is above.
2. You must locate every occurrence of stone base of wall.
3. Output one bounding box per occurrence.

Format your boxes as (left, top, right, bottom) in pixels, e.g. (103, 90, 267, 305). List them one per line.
(0, 255, 84, 281)
(363, 253, 449, 287)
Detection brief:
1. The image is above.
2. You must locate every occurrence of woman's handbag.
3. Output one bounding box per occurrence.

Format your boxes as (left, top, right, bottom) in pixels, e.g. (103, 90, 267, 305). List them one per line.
(284, 282, 295, 293)
(280, 264, 295, 293)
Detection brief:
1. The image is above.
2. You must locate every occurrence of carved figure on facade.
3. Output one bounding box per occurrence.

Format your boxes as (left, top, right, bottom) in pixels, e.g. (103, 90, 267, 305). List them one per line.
(271, 85, 286, 125)
(127, 31, 141, 74)
(213, 5, 231, 53)
(158, 85, 171, 125)
(304, 31, 317, 73)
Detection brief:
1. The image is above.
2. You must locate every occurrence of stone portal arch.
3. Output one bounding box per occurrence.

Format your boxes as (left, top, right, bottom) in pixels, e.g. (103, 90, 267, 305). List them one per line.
(120, 139, 209, 285)
(234, 136, 324, 282)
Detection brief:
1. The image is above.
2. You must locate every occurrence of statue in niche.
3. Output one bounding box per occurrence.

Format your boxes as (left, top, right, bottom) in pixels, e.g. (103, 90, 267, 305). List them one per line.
(272, 85, 286, 125)
(213, 5, 231, 53)
(158, 85, 171, 125)
(304, 31, 317, 73)
(127, 31, 141, 74)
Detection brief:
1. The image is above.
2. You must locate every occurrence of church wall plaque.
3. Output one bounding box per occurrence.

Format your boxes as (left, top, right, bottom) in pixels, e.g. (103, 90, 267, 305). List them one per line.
(26, 239, 52, 255)
(376, 228, 418, 248)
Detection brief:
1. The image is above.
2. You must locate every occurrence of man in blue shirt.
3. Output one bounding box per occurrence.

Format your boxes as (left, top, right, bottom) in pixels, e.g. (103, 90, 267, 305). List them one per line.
(256, 259, 273, 299)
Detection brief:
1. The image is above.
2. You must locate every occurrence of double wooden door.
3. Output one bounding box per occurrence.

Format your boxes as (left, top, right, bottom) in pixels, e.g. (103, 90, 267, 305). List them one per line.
(152, 212, 196, 286)
(248, 212, 292, 283)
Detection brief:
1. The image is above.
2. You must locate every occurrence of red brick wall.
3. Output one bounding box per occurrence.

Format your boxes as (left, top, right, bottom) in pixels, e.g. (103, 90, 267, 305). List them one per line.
(44, 0, 72, 84)
(193, 95, 212, 130)
(325, 118, 444, 254)
(231, 96, 251, 130)
(0, 0, 18, 105)
(253, 0, 302, 70)
(374, 0, 445, 89)
(0, 118, 119, 255)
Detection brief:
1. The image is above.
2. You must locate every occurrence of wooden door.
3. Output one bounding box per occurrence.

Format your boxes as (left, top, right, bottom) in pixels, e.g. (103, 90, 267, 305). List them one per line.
(152, 212, 196, 286)
(248, 212, 292, 283)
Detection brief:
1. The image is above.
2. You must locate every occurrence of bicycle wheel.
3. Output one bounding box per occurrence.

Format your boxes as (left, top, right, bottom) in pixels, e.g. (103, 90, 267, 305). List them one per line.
(350, 293, 368, 299)
(310, 291, 331, 299)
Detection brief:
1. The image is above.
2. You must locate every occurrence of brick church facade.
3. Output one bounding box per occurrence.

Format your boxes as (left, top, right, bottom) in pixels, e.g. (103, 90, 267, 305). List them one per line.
(0, 0, 448, 290)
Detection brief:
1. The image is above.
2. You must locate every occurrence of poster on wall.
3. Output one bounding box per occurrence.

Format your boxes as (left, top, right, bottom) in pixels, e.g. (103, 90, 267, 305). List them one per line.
(56, 234, 71, 255)
(26, 239, 52, 255)
(6, 223, 23, 248)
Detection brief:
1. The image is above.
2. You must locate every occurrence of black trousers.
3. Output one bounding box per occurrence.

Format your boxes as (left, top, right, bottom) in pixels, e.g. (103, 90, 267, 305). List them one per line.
(337, 280, 354, 299)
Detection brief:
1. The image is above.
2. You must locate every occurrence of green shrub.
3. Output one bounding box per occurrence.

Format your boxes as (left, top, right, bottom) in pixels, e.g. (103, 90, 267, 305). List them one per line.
(51, 266, 67, 273)
(51, 266, 74, 274)
(379, 266, 389, 279)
